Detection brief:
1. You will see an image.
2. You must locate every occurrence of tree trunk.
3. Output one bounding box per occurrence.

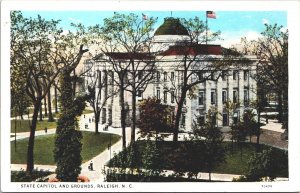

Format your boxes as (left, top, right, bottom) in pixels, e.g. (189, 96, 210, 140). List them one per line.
(26, 100, 41, 174)
(72, 70, 76, 97)
(120, 81, 126, 150)
(54, 85, 58, 113)
(95, 111, 100, 134)
(131, 89, 136, 144)
(256, 109, 261, 152)
(44, 96, 48, 117)
(47, 89, 54, 122)
(39, 104, 43, 121)
(240, 143, 243, 160)
(173, 90, 186, 143)
(277, 90, 283, 123)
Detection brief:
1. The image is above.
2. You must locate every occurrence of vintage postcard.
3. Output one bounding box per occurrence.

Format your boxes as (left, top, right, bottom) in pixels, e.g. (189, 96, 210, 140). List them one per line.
(1, 0, 300, 192)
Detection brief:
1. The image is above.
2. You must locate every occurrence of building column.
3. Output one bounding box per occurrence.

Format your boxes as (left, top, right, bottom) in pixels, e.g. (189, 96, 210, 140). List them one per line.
(216, 76, 223, 126)
(205, 82, 211, 114)
(238, 70, 245, 119)
(228, 70, 234, 125)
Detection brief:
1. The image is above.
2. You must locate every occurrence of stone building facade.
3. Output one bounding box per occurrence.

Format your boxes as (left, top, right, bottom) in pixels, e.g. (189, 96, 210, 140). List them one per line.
(84, 17, 257, 131)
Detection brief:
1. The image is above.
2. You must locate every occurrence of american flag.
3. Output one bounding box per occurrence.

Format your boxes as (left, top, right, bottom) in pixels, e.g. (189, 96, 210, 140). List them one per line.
(142, 13, 148, 20)
(206, 11, 216, 19)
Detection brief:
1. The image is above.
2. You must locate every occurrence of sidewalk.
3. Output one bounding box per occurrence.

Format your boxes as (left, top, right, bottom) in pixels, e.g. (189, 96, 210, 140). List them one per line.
(79, 127, 131, 182)
(10, 128, 56, 141)
(261, 118, 285, 133)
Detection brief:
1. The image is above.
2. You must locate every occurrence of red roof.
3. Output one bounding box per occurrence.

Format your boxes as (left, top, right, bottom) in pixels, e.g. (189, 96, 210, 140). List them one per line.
(160, 44, 221, 56)
(105, 52, 155, 60)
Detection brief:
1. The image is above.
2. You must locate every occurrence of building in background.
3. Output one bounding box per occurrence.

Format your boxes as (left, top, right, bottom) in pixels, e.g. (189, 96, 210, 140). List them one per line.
(84, 17, 257, 131)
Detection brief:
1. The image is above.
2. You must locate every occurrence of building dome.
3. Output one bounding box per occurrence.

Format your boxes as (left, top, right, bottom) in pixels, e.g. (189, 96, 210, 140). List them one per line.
(154, 17, 189, 36)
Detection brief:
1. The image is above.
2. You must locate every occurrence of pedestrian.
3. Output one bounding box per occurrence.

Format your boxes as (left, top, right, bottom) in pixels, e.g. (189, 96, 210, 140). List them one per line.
(84, 114, 85, 118)
(88, 161, 94, 171)
(45, 127, 47, 133)
(89, 118, 91, 123)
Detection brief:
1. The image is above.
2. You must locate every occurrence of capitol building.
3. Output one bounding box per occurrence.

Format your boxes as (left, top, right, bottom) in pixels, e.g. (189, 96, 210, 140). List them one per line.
(84, 17, 257, 131)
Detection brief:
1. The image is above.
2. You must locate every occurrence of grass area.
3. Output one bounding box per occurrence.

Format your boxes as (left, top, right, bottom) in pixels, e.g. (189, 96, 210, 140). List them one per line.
(11, 131, 121, 165)
(109, 141, 288, 177)
(10, 119, 57, 133)
(214, 143, 287, 176)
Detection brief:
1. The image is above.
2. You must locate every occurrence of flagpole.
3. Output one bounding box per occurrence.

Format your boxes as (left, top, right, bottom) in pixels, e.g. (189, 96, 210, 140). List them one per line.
(206, 12, 208, 45)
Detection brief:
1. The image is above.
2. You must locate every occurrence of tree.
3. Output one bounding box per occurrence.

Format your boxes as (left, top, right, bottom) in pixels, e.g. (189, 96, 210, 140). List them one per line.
(245, 148, 283, 181)
(241, 24, 288, 123)
(11, 11, 62, 173)
(86, 68, 117, 134)
(193, 109, 225, 181)
(138, 97, 174, 141)
(231, 122, 247, 160)
(223, 100, 240, 150)
(11, 87, 31, 119)
(53, 34, 90, 182)
(89, 12, 158, 147)
(243, 107, 263, 151)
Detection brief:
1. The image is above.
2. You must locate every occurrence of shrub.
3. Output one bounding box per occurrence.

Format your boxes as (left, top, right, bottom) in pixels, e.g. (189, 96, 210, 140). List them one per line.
(11, 170, 52, 182)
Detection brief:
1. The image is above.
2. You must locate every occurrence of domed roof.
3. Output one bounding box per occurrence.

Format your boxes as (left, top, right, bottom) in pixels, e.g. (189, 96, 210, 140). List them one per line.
(154, 17, 189, 36)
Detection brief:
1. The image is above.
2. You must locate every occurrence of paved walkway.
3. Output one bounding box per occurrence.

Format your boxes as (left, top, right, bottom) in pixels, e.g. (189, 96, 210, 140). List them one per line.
(261, 118, 285, 133)
(10, 128, 56, 141)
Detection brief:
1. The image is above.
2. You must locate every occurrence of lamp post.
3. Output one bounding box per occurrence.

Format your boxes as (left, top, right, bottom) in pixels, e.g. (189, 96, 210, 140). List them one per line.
(107, 133, 112, 161)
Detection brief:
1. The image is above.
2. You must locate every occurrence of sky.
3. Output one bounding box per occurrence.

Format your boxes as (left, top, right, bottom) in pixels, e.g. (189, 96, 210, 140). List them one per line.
(21, 11, 287, 48)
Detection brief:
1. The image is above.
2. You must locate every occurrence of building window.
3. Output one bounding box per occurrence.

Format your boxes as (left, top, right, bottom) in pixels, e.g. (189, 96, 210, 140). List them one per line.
(164, 90, 168, 103)
(156, 71, 160, 82)
(198, 115, 205, 126)
(223, 113, 228, 126)
(222, 90, 227, 103)
(211, 90, 216, 104)
(108, 71, 113, 85)
(244, 89, 249, 105)
(222, 71, 227, 81)
(181, 113, 186, 127)
(233, 70, 238, 80)
(171, 91, 175, 103)
(164, 72, 168, 82)
(137, 90, 143, 98)
(103, 70, 108, 86)
(233, 89, 238, 103)
(138, 70, 143, 80)
(97, 70, 101, 88)
(180, 71, 184, 81)
(233, 111, 239, 125)
(212, 113, 217, 126)
(171, 72, 175, 81)
(210, 71, 214, 79)
(198, 71, 204, 80)
(244, 70, 248, 81)
(156, 89, 160, 99)
(198, 91, 204, 105)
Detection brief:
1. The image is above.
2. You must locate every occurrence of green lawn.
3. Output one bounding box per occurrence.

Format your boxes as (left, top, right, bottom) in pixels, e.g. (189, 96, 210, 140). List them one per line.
(108, 141, 288, 177)
(11, 131, 121, 165)
(11, 120, 57, 133)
